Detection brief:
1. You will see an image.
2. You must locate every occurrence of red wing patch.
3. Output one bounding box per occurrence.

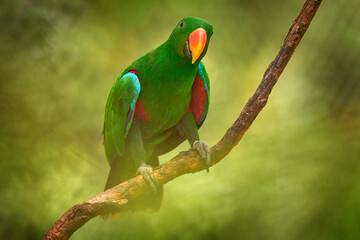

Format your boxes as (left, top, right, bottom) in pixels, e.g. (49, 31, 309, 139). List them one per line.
(190, 73, 206, 123)
(135, 100, 151, 121)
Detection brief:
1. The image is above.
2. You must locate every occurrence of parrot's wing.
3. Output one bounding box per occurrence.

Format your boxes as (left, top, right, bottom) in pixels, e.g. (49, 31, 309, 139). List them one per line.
(104, 72, 140, 165)
(190, 61, 210, 128)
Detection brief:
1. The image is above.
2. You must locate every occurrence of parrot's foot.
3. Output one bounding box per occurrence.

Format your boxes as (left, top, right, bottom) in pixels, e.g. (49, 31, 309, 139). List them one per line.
(136, 163, 157, 193)
(192, 141, 211, 172)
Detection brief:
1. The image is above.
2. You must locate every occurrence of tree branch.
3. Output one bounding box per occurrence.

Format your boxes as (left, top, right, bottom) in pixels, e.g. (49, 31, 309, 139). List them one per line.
(43, 1, 322, 239)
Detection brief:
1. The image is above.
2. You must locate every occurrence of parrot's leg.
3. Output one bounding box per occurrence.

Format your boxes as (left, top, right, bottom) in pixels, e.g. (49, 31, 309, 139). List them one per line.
(136, 164, 157, 193)
(180, 112, 211, 172)
(127, 120, 157, 193)
(192, 141, 211, 172)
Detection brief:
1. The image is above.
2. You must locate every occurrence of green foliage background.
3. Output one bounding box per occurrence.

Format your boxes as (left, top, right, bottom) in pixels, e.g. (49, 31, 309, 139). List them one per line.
(0, 0, 359, 239)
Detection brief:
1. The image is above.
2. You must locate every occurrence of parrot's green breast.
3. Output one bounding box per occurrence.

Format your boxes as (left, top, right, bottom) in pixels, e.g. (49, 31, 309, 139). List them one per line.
(126, 43, 199, 138)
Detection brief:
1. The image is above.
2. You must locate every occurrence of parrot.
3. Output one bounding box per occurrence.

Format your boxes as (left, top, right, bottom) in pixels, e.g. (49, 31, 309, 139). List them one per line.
(103, 16, 213, 211)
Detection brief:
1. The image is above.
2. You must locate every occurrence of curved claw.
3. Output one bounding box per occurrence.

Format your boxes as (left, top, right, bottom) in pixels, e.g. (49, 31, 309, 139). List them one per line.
(192, 140, 211, 172)
(136, 163, 157, 193)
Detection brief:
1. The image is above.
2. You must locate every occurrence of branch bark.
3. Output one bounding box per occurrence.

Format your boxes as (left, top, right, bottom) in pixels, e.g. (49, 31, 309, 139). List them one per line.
(44, 1, 322, 239)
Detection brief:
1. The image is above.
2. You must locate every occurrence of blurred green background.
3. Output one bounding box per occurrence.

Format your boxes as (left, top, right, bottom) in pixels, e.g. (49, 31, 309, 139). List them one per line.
(0, 0, 359, 239)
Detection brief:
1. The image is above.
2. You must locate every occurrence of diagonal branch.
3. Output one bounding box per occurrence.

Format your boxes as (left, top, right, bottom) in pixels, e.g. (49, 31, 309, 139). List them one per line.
(43, 0, 322, 239)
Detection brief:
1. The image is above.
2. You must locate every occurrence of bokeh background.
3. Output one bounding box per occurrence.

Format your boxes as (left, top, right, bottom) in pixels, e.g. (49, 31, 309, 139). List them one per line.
(0, 0, 359, 239)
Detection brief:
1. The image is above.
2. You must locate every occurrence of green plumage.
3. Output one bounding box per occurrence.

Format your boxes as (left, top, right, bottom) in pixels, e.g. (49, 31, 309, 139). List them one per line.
(103, 16, 213, 211)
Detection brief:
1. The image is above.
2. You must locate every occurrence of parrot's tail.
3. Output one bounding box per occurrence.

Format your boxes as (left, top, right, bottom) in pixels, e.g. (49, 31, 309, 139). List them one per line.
(104, 153, 163, 214)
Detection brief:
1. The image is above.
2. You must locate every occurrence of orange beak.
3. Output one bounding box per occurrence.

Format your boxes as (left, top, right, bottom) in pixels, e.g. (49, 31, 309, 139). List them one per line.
(188, 28, 207, 64)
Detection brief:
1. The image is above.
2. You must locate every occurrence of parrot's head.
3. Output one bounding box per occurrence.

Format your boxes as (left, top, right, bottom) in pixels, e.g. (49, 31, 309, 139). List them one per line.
(168, 16, 213, 65)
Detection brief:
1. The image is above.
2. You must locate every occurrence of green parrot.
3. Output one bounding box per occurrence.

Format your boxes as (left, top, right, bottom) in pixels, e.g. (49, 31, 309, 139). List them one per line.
(104, 16, 213, 211)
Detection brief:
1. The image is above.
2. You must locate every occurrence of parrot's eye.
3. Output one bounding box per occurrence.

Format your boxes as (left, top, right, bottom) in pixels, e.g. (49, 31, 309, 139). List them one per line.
(211, 31, 214, 36)
(179, 22, 184, 28)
